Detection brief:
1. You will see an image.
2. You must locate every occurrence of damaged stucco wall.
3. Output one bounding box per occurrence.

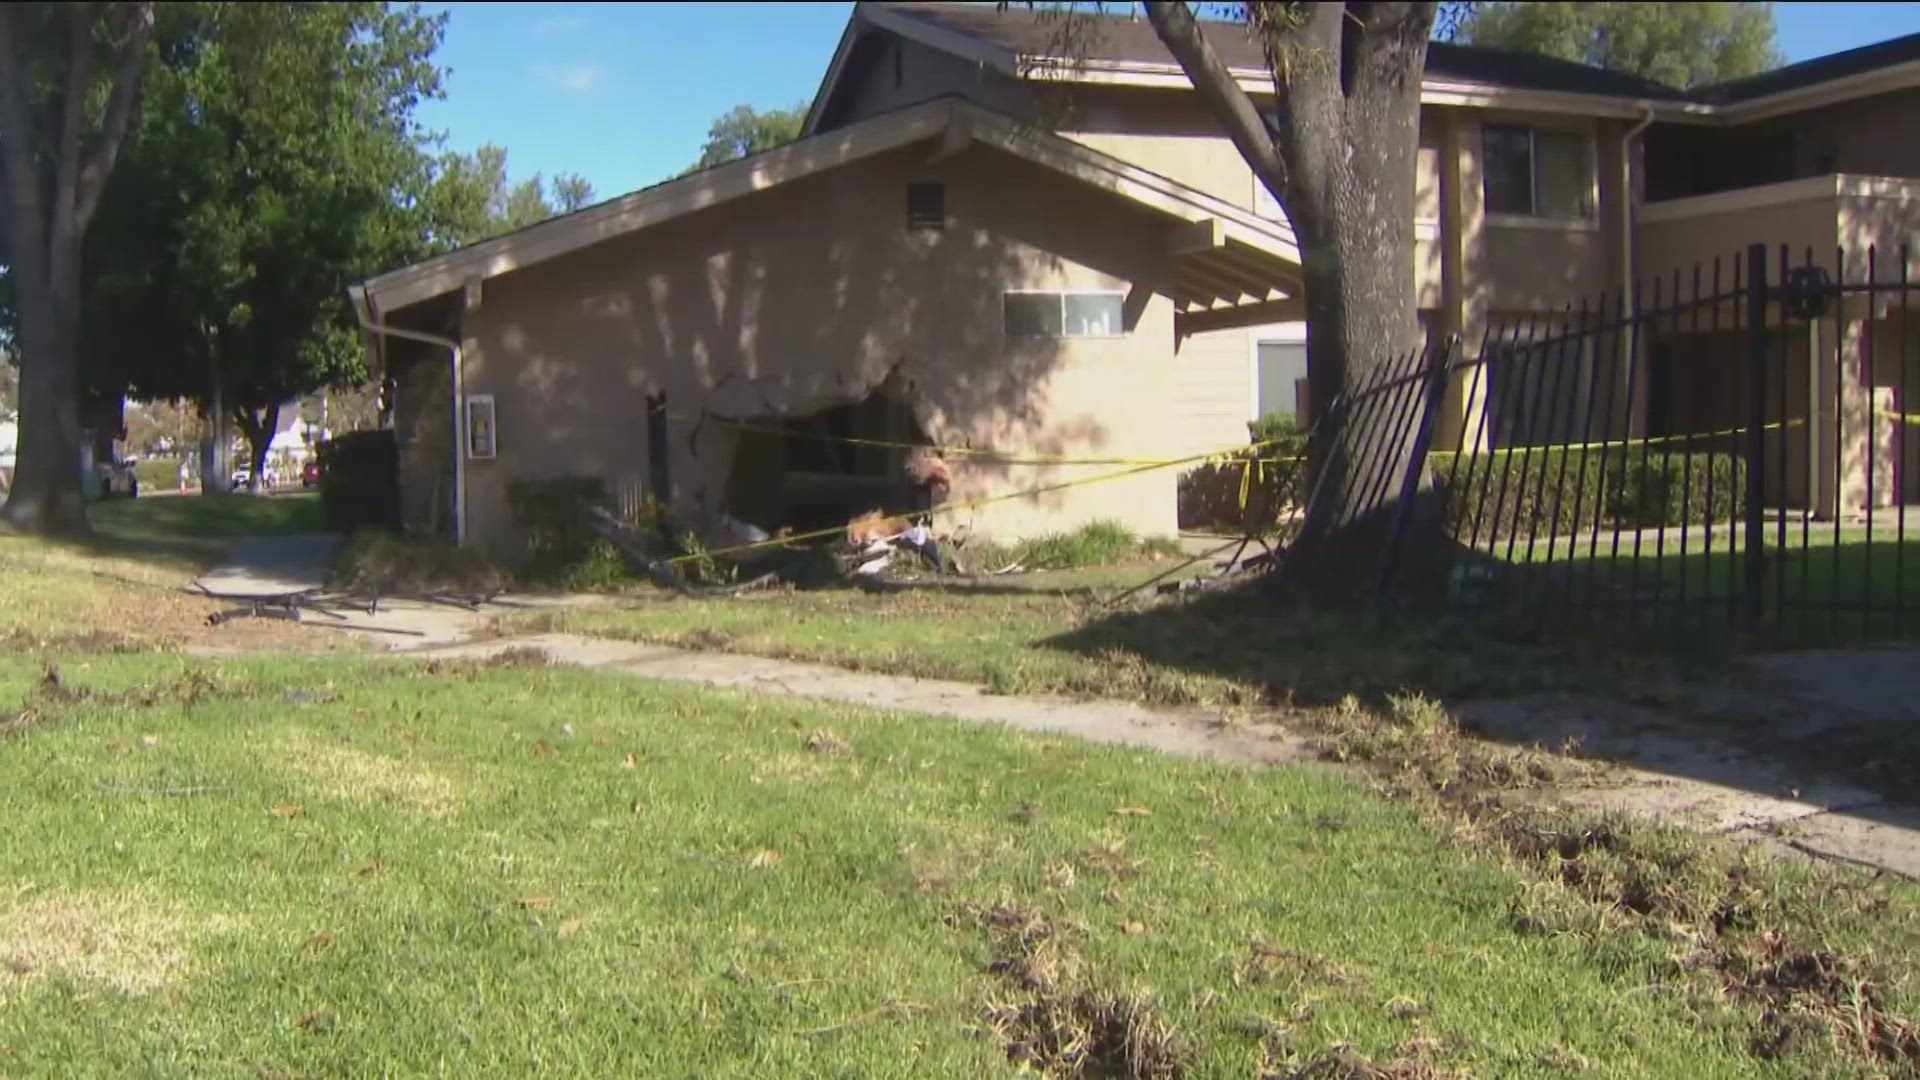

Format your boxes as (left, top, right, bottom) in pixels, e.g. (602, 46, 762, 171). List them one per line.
(453, 141, 1194, 553)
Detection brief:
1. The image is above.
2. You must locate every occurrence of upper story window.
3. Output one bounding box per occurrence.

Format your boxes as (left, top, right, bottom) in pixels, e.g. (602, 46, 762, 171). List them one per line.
(1004, 291, 1124, 339)
(906, 182, 945, 231)
(1482, 124, 1594, 220)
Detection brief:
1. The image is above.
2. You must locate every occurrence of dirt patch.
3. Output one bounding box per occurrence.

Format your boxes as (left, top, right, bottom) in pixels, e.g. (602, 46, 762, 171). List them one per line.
(4, 664, 264, 742)
(419, 646, 553, 677)
(1295, 690, 1920, 1072)
(950, 900, 1187, 1079)
(278, 732, 456, 816)
(1440, 780, 1915, 1067)
(0, 888, 234, 993)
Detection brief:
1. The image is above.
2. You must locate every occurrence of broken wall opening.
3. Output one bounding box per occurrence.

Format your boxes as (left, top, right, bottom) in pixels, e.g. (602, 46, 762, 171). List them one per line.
(723, 387, 933, 535)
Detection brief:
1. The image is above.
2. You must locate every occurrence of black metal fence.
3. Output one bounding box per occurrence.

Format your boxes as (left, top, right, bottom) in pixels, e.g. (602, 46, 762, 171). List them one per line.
(1300, 242, 1920, 645)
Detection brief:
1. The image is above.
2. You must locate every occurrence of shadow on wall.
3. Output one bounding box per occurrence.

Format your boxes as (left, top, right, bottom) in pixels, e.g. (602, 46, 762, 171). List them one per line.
(469, 144, 1180, 540)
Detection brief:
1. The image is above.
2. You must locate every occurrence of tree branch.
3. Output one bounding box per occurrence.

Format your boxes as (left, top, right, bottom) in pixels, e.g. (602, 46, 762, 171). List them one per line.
(74, 1, 153, 232)
(1144, 2, 1291, 198)
(0, 5, 48, 261)
(1348, 2, 1439, 100)
(54, 3, 95, 234)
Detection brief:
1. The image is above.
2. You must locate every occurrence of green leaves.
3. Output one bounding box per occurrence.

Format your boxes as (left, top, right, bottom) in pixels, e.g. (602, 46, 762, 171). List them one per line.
(81, 2, 448, 415)
(418, 144, 591, 252)
(1456, 2, 1782, 89)
(682, 102, 807, 177)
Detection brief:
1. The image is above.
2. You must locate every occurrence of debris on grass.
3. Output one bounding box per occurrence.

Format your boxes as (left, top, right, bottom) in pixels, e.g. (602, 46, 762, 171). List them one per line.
(0, 629, 143, 654)
(803, 729, 852, 755)
(677, 628, 737, 651)
(949, 900, 1188, 1078)
(986, 988, 1185, 1080)
(1314, 690, 1920, 1072)
(479, 646, 552, 668)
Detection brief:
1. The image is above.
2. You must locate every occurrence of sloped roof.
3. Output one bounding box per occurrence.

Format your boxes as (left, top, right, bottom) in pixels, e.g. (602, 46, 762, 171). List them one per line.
(355, 95, 1300, 317)
(879, 1, 1692, 101)
(838, 2, 1920, 124)
(1693, 30, 1920, 104)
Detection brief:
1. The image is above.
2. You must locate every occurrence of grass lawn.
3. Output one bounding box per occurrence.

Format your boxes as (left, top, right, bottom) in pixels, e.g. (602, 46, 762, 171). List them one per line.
(4, 651, 1909, 1076)
(1481, 524, 1920, 646)
(91, 492, 324, 547)
(0, 493, 334, 653)
(508, 566, 1681, 713)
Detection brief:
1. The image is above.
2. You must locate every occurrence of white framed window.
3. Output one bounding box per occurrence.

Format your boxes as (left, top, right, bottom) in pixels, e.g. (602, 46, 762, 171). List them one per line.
(1003, 290, 1125, 339)
(1249, 323, 1309, 423)
(464, 394, 497, 460)
(1482, 124, 1594, 221)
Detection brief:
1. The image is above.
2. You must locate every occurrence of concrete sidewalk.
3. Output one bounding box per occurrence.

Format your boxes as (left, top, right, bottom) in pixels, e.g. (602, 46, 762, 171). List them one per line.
(192, 533, 339, 597)
(185, 533, 1920, 880)
(416, 632, 1313, 768)
(414, 632, 1920, 880)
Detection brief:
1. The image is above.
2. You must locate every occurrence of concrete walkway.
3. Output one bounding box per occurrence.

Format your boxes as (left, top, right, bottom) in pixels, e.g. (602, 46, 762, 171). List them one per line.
(192, 533, 339, 597)
(417, 632, 1313, 767)
(189, 533, 1920, 879)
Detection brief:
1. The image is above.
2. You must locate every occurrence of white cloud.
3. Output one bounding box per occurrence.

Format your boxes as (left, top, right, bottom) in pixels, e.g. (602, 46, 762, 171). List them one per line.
(536, 61, 603, 93)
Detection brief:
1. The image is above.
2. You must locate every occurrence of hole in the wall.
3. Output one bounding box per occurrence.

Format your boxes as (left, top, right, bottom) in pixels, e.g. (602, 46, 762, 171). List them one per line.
(722, 387, 934, 535)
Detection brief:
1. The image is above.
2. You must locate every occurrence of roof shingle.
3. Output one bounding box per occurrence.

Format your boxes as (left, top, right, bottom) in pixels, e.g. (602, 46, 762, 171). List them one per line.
(881, 2, 1693, 101)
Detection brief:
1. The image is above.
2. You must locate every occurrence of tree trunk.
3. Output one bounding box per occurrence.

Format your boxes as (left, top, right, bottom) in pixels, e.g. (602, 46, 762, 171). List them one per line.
(2, 279, 90, 533)
(0, 3, 155, 534)
(1146, 1, 1437, 590)
(0, 206, 90, 534)
(200, 342, 233, 494)
(235, 402, 279, 493)
(1284, 79, 1428, 569)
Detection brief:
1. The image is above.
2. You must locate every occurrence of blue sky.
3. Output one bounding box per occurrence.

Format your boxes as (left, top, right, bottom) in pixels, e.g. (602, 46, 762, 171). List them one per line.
(413, 2, 1920, 202)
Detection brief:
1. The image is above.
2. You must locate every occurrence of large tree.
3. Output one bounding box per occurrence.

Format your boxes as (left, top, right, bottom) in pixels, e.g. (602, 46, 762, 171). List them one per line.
(1456, 2, 1780, 89)
(681, 102, 805, 175)
(81, 1, 444, 491)
(0, 2, 154, 534)
(421, 142, 594, 250)
(1136, 3, 1440, 574)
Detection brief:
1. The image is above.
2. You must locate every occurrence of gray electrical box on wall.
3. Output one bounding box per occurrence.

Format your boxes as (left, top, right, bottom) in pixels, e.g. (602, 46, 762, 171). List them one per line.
(465, 394, 496, 460)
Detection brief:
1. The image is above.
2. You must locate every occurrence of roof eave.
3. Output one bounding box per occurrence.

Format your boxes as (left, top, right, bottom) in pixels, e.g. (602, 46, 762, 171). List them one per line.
(1712, 56, 1920, 122)
(359, 95, 1302, 314)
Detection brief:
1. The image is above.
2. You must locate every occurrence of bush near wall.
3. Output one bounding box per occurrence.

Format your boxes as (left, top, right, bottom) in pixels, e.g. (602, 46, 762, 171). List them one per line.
(1433, 447, 1746, 541)
(504, 475, 630, 590)
(316, 431, 401, 533)
(1176, 413, 1309, 535)
(1180, 438, 1744, 541)
(503, 475, 729, 592)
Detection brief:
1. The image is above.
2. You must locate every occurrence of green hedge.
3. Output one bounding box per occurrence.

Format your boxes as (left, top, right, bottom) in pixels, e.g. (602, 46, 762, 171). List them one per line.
(1434, 447, 1745, 541)
(1176, 414, 1310, 534)
(1180, 441, 1744, 541)
(316, 431, 400, 533)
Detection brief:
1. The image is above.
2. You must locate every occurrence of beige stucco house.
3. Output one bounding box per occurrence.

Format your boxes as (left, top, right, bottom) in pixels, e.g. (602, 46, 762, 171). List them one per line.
(353, 2, 1920, 551)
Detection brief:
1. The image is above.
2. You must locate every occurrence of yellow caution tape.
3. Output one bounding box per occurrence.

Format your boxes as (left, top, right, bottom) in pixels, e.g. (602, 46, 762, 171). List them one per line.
(1438, 416, 1810, 458)
(661, 436, 1287, 566)
(667, 410, 1250, 467)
